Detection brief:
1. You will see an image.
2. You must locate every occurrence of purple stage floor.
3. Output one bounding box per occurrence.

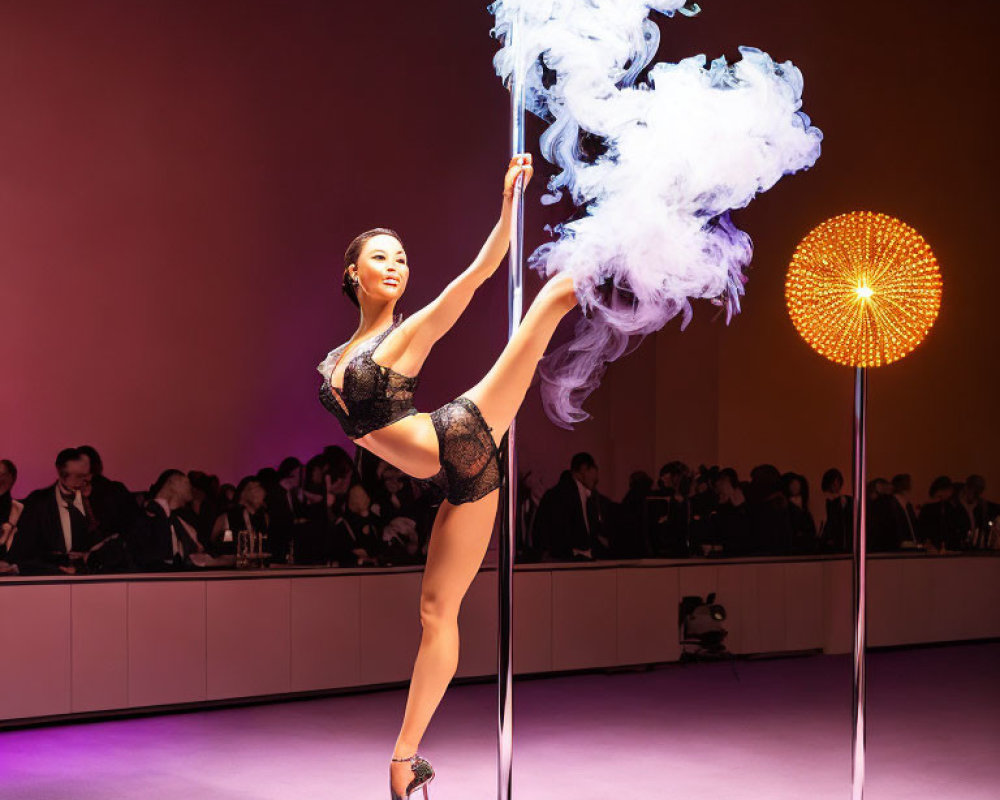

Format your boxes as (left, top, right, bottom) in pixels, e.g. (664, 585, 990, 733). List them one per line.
(1, 642, 997, 799)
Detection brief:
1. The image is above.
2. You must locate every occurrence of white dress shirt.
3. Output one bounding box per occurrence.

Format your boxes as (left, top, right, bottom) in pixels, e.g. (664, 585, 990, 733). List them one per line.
(894, 494, 917, 542)
(572, 476, 593, 558)
(56, 486, 85, 552)
(155, 498, 199, 558)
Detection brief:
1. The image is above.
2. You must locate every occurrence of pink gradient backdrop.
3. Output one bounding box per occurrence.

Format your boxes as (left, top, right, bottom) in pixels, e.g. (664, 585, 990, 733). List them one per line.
(2, 1, 997, 505)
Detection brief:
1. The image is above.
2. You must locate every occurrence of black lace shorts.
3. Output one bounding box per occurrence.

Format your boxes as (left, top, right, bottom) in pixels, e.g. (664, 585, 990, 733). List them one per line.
(424, 395, 508, 505)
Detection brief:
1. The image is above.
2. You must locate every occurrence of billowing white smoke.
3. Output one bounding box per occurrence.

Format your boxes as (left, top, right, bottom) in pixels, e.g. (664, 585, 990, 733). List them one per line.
(490, 1, 822, 428)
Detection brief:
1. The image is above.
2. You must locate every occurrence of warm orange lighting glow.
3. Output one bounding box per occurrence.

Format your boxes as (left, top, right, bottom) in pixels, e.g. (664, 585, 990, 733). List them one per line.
(785, 211, 942, 368)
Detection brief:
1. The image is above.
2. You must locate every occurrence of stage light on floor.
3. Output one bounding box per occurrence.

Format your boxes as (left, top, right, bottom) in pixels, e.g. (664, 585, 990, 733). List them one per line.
(785, 211, 942, 800)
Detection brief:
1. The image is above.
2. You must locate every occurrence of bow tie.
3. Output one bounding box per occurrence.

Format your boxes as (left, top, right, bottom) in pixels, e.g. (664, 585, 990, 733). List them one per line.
(60, 491, 77, 505)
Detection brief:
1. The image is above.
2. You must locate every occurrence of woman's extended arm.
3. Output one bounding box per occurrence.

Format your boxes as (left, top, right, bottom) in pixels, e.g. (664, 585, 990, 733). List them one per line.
(402, 154, 533, 349)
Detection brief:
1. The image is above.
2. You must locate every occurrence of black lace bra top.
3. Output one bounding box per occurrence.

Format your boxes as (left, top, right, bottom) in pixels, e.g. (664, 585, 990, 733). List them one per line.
(317, 315, 419, 440)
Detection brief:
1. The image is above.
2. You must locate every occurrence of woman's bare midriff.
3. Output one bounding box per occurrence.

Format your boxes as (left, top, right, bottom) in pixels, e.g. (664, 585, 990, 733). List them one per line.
(353, 411, 441, 479)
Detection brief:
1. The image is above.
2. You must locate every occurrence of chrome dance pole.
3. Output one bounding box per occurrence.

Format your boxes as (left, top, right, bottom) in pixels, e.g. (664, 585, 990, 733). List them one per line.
(851, 366, 868, 800)
(498, 11, 525, 800)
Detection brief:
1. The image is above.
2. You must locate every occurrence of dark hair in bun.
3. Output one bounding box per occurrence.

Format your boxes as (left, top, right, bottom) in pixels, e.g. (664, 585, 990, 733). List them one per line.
(342, 228, 403, 308)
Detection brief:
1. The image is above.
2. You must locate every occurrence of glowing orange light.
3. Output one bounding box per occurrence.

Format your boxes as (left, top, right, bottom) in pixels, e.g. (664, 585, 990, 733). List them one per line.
(785, 211, 942, 368)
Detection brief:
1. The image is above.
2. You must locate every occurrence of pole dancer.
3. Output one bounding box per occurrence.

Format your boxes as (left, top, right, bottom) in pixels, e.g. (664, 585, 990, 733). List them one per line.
(317, 154, 582, 799)
(317, 0, 821, 795)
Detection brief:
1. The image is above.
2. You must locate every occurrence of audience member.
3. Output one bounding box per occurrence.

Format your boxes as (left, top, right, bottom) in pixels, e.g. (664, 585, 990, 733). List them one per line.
(867, 477, 892, 504)
(266, 457, 307, 563)
(535, 452, 616, 560)
(76, 445, 137, 538)
(647, 461, 690, 557)
(326, 445, 359, 488)
(619, 470, 654, 558)
(296, 455, 335, 564)
(370, 460, 436, 561)
(819, 468, 852, 553)
(211, 476, 269, 558)
(917, 475, 966, 552)
(382, 516, 424, 565)
(17, 448, 103, 574)
(0, 459, 26, 571)
(131, 470, 205, 570)
(186, 470, 222, 547)
(370, 461, 419, 526)
(515, 469, 545, 561)
(862, 476, 893, 552)
(782, 472, 817, 553)
(956, 475, 999, 549)
(332, 483, 384, 567)
(689, 465, 720, 555)
(889, 474, 920, 549)
(746, 464, 793, 555)
(709, 471, 751, 556)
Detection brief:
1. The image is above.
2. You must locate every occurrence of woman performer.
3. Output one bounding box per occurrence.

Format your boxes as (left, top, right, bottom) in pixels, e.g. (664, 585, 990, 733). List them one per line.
(317, 153, 578, 799)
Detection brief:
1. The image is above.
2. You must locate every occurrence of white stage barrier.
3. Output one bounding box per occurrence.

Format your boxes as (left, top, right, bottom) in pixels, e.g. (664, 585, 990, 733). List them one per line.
(1, 554, 997, 724)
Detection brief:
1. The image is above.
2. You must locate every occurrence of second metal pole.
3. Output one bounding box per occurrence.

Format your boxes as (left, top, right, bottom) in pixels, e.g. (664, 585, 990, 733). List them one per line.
(851, 366, 868, 800)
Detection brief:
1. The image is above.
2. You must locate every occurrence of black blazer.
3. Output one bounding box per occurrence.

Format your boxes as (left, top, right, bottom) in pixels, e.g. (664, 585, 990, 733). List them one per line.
(17, 484, 99, 567)
(534, 471, 614, 559)
(820, 495, 853, 553)
(87, 474, 138, 536)
(332, 510, 384, 566)
(888, 495, 919, 546)
(646, 488, 691, 557)
(868, 494, 919, 550)
(370, 483, 419, 524)
(129, 500, 201, 569)
(917, 500, 967, 551)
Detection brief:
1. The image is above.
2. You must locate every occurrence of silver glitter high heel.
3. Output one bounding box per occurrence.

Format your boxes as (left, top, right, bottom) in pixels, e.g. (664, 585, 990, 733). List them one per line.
(389, 752, 434, 799)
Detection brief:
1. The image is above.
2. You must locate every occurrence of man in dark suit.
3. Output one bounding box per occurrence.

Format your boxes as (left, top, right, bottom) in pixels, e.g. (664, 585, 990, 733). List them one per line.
(744, 464, 795, 556)
(617, 471, 654, 558)
(76, 445, 137, 538)
(865, 477, 896, 552)
(534, 452, 616, 561)
(956, 475, 1000, 549)
(16, 448, 105, 574)
(889, 474, 920, 547)
(129, 469, 204, 570)
(819, 468, 853, 553)
(647, 461, 691, 557)
(259, 460, 300, 563)
(918, 476, 966, 551)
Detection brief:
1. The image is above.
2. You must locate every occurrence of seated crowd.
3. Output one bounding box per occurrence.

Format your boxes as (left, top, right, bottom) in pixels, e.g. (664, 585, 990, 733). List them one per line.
(521, 458, 998, 561)
(0, 446, 996, 576)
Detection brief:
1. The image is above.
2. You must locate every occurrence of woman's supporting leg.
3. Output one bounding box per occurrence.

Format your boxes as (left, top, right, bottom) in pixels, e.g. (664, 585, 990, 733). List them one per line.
(462, 271, 577, 445)
(391, 490, 500, 789)
(390, 272, 576, 794)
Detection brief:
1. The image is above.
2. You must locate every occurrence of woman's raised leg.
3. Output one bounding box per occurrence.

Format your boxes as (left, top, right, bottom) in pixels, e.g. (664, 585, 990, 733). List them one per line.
(390, 489, 500, 794)
(462, 271, 578, 445)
